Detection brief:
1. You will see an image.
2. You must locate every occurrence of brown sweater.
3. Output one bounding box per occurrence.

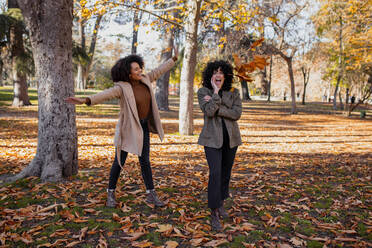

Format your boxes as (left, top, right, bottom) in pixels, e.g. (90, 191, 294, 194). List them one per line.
(131, 81, 151, 120)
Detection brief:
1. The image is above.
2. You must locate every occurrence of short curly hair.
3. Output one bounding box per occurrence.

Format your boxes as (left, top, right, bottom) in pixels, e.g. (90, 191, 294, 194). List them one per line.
(202, 60, 233, 91)
(111, 55, 144, 82)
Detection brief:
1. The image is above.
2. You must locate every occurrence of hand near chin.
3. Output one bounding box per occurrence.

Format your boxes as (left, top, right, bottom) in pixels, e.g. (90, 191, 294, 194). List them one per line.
(211, 80, 220, 94)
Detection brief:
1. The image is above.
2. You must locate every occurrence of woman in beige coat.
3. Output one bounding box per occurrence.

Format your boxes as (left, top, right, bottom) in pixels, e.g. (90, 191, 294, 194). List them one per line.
(197, 60, 242, 231)
(66, 49, 178, 208)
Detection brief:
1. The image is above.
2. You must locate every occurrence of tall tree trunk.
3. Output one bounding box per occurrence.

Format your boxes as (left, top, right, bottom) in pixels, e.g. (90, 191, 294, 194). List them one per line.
(9, 0, 31, 106)
(179, 0, 201, 135)
(76, 64, 85, 89)
(9, 0, 78, 182)
(131, 2, 142, 54)
(285, 57, 297, 114)
(0, 60, 3, 86)
(240, 80, 250, 100)
(301, 67, 310, 105)
(155, 32, 173, 111)
(83, 15, 102, 88)
(267, 55, 273, 102)
(76, 19, 86, 90)
(339, 89, 344, 110)
(334, 16, 343, 110)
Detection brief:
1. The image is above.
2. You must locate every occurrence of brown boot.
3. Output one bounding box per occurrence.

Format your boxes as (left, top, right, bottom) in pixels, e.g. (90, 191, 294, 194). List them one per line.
(210, 209, 222, 231)
(146, 190, 165, 207)
(106, 189, 117, 208)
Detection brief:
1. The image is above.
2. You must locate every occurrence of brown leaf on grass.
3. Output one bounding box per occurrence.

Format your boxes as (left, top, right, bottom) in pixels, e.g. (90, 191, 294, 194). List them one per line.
(204, 239, 228, 247)
(290, 237, 305, 246)
(165, 240, 179, 248)
(156, 224, 173, 233)
(131, 240, 153, 248)
(79, 227, 88, 241)
(122, 232, 145, 241)
(97, 234, 108, 248)
(65, 241, 81, 247)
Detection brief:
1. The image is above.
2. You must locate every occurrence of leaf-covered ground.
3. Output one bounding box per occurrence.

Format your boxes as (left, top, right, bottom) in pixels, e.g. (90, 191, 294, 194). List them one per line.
(0, 89, 371, 247)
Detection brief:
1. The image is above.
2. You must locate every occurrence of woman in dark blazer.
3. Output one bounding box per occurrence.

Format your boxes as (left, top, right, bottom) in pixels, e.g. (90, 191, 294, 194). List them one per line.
(197, 60, 242, 231)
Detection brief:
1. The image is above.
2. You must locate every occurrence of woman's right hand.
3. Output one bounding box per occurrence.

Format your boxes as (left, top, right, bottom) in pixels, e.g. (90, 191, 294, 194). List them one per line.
(211, 79, 220, 94)
(65, 97, 86, 105)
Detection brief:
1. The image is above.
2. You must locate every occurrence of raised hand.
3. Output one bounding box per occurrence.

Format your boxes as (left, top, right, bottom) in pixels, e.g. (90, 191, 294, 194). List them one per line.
(211, 79, 220, 94)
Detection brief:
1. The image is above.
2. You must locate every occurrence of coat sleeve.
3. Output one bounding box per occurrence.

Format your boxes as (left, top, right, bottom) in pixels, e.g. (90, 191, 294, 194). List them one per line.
(146, 58, 175, 82)
(217, 89, 242, 121)
(197, 87, 221, 117)
(88, 85, 122, 105)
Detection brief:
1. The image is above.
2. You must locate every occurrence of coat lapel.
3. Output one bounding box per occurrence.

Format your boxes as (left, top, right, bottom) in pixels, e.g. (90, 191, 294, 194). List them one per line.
(116, 82, 140, 123)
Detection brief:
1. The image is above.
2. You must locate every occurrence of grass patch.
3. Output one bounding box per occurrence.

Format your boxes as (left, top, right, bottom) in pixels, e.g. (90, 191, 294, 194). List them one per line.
(307, 240, 324, 248)
(314, 197, 333, 209)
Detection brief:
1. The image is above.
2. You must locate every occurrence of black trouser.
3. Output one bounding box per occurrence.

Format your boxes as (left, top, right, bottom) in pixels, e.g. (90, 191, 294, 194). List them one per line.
(204, 120, 238, 209)
(108, 119, 154, 190)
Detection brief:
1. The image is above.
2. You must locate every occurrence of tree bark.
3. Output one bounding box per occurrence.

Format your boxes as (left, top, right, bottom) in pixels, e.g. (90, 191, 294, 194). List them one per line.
(9, 0, 78, 182)
(179, 0, 201, 135)
(301, 67, 310, 105)
(267, 55, 273, 102)
(240, 80, 250, 101)
(9, 0, 31, 107)
(155, 32, 173, 111)
(285, 57, 297, 114)
(75, 19, 86, 90)
(334, 16, 343, 110)
(131, 2, 142, 54)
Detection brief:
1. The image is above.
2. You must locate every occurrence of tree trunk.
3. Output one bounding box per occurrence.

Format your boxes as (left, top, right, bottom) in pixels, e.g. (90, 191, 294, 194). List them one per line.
(339, 89, 344, 110)
(83, 15, 102, 88)
(0, 60, 3, 86)
(155, 32, 173, 111)
(9, 0, 78, 182)
(131, 3, 142, 54)
(179, 0, 201, 135)
(76, 64, 85, 90)
(9, 0, 31, 106)
(334, 16, 343, 110)
(267, 55, 273, 102)
(240, 80, 250, 101)
(285, 57, 297, 114)
(301, 67, 310, 105)
(259, 69, 268, 95)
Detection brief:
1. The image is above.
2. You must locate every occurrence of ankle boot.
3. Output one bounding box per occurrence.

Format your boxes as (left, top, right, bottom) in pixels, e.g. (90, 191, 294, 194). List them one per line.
(218, 205, 229, 219)
(210, 209, 222, 231)
(146, 190, 165, 207)
(106, 189, 117, 207)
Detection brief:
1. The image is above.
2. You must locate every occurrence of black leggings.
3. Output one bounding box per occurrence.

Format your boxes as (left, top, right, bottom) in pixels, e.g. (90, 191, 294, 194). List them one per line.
(204, 119, 238, 209)
(108, 119, 154, 190)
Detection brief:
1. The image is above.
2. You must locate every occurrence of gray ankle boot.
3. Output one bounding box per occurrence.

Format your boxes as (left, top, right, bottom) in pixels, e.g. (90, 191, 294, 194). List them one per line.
(218, 205, 229, 219)
(106, 189, 117, 208)
(146, 190, 165, 207)
(211, 209, 222, 231)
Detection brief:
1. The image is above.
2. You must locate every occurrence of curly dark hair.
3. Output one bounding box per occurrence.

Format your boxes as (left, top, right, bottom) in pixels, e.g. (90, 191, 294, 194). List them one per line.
(111, 55, 144, 82)
(202, 60, 233, 91)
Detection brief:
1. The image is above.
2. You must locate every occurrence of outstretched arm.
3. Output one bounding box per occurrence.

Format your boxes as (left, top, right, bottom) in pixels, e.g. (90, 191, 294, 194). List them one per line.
(65, 85, 122, 106)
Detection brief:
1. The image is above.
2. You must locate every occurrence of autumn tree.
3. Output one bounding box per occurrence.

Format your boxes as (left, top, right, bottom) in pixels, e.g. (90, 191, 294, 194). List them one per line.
(260, 0, 311, 114)
(314, 0, 371, 111)
(8, 0, 78, 182)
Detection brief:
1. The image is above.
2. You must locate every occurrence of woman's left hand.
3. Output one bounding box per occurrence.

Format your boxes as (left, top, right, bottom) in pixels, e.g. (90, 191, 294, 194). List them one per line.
(204, 95, 211, 102)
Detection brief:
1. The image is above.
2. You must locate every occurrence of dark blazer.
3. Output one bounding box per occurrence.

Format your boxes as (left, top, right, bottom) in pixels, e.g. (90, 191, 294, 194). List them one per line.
(197, 86, 242, 148)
